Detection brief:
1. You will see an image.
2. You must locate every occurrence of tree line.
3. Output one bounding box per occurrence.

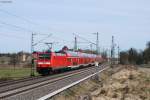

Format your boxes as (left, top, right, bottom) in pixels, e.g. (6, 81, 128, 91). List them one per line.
(0, 51, 30, 66)
(120, 41, 150, 65)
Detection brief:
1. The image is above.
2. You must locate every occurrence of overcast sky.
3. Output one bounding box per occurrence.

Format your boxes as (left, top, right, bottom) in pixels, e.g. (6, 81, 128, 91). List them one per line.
(0, 0, 150, 53)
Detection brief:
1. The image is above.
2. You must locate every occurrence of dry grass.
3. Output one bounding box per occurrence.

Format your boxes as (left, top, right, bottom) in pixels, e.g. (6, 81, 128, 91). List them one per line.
(51, 65, 150, 100)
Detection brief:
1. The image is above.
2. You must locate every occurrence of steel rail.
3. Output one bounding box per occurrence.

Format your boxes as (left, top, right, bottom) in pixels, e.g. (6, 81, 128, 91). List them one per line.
(0, 65, 102, 99)
(39, 65, 109, 100)
(0, 76, 43, 87)
(0, 65, 97, 87)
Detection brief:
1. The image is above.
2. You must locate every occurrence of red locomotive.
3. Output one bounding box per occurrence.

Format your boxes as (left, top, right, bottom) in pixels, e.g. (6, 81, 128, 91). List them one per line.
(35, 46, 104, 75)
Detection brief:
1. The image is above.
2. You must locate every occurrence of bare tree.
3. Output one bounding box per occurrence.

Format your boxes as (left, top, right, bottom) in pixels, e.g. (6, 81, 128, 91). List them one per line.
(128, 48, 138, 64)
(120, 51, 129, 64)
(10, 53, 17, 69)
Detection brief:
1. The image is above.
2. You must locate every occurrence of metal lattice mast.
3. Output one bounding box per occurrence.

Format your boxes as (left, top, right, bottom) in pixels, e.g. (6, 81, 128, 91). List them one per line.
(74, 36, 77, 51)
(118, 45, 120, 64)
(31, 33, 36, 76)
(96, 32, 99, 54)
(111, 36, 115, 65)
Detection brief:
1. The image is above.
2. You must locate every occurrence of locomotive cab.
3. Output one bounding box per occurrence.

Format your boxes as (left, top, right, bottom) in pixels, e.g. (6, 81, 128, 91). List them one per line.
(36, 52, 52, 75)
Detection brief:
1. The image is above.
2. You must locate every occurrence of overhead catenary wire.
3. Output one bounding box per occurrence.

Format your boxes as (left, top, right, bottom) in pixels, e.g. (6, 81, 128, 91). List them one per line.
(0, 21, 34, 33)
(0, 9, 74, 43)
(0, 9, 37, 25)
(52, 35, 72, 43)
(0, 33, 29, 39)
(0, 9, 54, 34)
(0, 9, 101, 51)
(0, 20, 53, 36)
(33, 34, 52, 46)
(0, 9, 79, 53)
(73, 33, 96, 45)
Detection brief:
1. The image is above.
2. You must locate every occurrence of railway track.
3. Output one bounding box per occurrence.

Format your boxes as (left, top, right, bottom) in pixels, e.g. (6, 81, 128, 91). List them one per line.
(0, 64, 108, 100)
(0, 76, 44, 87)
(0, 66, 89, 87)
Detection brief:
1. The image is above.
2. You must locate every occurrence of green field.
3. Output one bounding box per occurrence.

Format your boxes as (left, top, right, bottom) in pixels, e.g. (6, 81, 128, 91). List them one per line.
(140, 64, 150, 68)
(0, 67, 39, 80)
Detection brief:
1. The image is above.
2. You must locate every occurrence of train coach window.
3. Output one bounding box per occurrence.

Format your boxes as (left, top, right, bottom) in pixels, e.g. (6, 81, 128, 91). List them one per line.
(39, 54, 50, 59)
(55, 53, 66, 56)
(67, 58, 71, 62)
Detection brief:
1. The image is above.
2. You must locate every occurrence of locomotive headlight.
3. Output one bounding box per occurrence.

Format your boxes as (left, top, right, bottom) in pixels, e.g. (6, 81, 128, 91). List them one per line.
(38, 62, 50, 64)
(44, 62, 51, 64)
(38, 62, 44, 64)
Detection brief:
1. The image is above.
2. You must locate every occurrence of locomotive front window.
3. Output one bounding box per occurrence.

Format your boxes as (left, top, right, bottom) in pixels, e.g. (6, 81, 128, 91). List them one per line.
(39, 54, 50, 60)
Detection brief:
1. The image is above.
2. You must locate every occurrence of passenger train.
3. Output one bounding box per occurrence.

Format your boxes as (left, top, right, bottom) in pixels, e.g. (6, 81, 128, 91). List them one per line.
(33, 46, 105, 75)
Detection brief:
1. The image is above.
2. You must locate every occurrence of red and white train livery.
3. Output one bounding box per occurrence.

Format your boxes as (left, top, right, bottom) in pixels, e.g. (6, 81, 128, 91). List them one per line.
(34, 47, 104, 75)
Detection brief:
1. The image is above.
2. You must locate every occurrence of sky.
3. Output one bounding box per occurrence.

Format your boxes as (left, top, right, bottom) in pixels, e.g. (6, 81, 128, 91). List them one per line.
(0, 0, 150, 53)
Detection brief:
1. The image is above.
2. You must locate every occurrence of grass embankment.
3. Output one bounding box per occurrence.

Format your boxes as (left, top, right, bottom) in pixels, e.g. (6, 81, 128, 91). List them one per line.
(0, 67, 39, 80)
(52, 65, 150, 100)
